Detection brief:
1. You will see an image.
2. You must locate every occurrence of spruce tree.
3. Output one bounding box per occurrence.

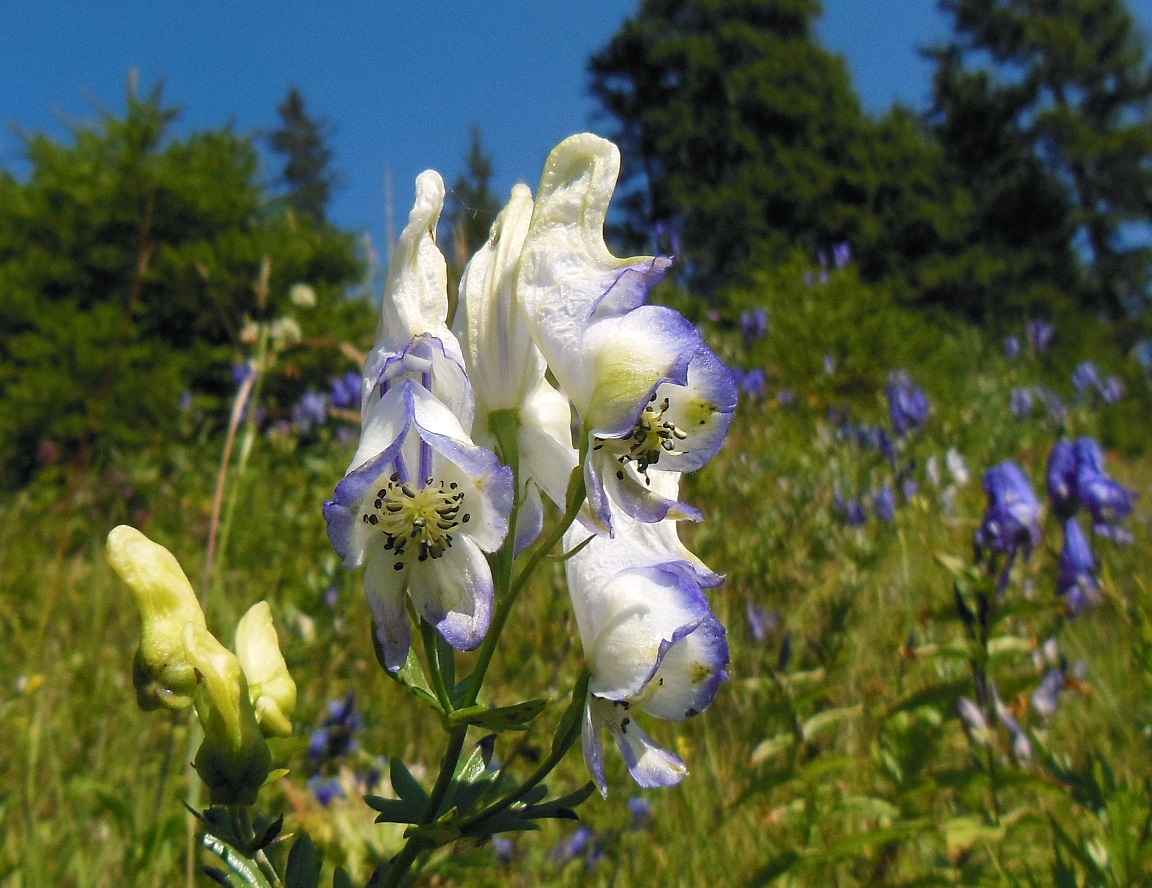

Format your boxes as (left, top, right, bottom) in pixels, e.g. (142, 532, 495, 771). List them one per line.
(269, 86, 337, 224)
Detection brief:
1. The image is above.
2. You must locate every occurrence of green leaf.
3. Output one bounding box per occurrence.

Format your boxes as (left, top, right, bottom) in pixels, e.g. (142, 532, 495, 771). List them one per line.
(389, 756, 430, 806)
(448, 698, 549, 731)
(332, 867, 354, 888)
(285, 832, 321, 888)
(201, 834, 273, 888)
(747, 851, 803, 887)
(378, 642, 437, 708)
(364, 796, 425, 825)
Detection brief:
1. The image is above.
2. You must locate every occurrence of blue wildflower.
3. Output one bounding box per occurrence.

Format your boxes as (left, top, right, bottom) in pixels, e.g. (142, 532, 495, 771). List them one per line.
(974, 461, 1042, 558)
(329, 370, 361, 410)
(1010, 387, 1034, 419)
(1031, 669, 1065, 719)
(746, 601, 778, 645)
(308, 774, 346, 806)
(885, 371, 929, 436)
(1058, 517, 1099, 614)
(490, 836, 516, 864)
(823, 354, 836, 374)
(292, 390, 328, 433)
(549, 825, 595, 867)
(308, 692, 361, 762)
(834, 491, 868, 527)
(628, 796, 655, 831)
(1034, 386, 1067, 423)
(777, 388, 796, 408)
(1027, 319, 1055, 354)
(1072, 362, 1101, 400)
(1072, 438, 1134, 525)
(873, 486, 896, 524)
(832, 242, 851, 269)
(740, 368, 767, 399)
(1099, 376, 1125, 404)
(739, 308, 769, 348)
(1003, 336, 1021, 360)
(1046, 440, 1079, 520)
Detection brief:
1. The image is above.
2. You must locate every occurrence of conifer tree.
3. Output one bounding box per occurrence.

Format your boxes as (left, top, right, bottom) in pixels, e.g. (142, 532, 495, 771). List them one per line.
(269, 86, 337, 224)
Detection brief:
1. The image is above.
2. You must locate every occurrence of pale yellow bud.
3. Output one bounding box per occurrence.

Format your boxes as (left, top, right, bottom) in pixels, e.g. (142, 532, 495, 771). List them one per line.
(235, 602, 297, 739)
(183, 623, 272, 806)
(105, 525, 206, 711)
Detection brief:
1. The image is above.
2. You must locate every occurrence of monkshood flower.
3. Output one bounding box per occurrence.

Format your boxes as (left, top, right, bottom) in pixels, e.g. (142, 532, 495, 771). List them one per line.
(1058, 517, 1099, 614)
(1010, 387, 1034, 420)
(1004, 336, 1021, 360)
(740, 368, 767, 399)
(873, 486, 896, 524)
(974, 461, 1042, 558)
(1099, 375, 1125, 404)
(1031, 669, 1065, 718)
(739, 307, 769, 348)
(885, 370, 929, 436)
(834, 490, 868, 527)
(1050, 437, 1134, 526)
(292, 390, 328, 434)
(308, 691, 362, 763)
(324, 381, 514, 671)
(330, 370, 361, 410)
(1027, 319, 1055, 354)
(1072, 361, 1101, 400)
(360, 171, 473, 428)
(832, 241, 851, 269)
(516, 134, 736, 533)
(564, 476, 728, 796)
(453, 182, 577, 552)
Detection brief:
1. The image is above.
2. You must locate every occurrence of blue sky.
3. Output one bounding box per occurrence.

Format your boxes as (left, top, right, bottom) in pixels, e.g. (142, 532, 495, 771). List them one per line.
(2, 1, 1149, 262)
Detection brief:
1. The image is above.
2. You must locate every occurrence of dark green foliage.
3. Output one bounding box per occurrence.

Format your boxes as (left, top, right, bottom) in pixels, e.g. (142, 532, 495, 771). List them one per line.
(928, 0, 1152, 318)
(589, 0, 874, 287)
(269, 87, 338, 224)
(0, 86, 365, 489)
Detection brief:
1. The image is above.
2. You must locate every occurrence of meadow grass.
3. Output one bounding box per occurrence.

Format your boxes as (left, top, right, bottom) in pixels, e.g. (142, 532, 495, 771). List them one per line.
(2, 306, 1151, 887)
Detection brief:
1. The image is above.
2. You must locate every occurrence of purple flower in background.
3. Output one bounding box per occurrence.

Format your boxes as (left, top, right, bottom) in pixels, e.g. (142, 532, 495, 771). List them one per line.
(1031, 669, 1065, 718)
(1034, 386, 1067, 423)
(885, 370, 930, 436)
(1073, 437, 1134, 526)
(330, 370, 362, 410)
(746, 602, 779, 644)
(803, 270, 815, 287)
(1004, 336, 1021, 360)
(739, 308, 769, 348)
(974, 461, 1042, 558)
(1047, 440, 1079, 519)
(1010, 387, 1034, 419)
(777, 388, 796, 408)
(628, 796, 655, 831)
(740, 368, 767, 399)
(1099, 376, 1125, 404)
(491, 836, 516, 864)
(308, 775, 346, 806)
(1058, 517, 1099, 614)
(232, 362, 254, 389)
(873, 486, 896, 523)
(308, 692, 361, 763)
(832, 242, 852, 269)
(179, 391, 194, 413)
(549, 825, 595, 867)
(1072, 362, 1101, 399)
(835, 491, 868, 527)
(823, 354, 836, 374)
(1027, 319, 1055, 354)
(292, 390, 329, 433)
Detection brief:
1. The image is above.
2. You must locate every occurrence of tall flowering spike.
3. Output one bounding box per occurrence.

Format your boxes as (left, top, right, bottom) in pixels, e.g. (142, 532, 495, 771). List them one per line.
(1047, 439, 1079, 520)
(453, 183, 579, 550)
(517, 134, 736, 533)
(106, 525, 207, 711)
(974, 461, 1042, 558)
(235, 601, 297, 739)
(183, 623, 273, 806)
(565, 483, 729, 796)
(324, 380, 513, 671)
(362, 170, 473, 428)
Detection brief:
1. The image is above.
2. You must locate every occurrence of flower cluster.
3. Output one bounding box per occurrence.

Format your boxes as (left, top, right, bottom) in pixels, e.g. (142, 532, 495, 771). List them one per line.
(325, 135, 734, 793)
(106, 526, 296, 804)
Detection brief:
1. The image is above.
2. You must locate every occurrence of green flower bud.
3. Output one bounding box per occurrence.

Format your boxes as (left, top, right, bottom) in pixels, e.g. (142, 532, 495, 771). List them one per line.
(183, 623, 272, 806)
(105, 525, 207, 711)
(235, 601, 297, 739)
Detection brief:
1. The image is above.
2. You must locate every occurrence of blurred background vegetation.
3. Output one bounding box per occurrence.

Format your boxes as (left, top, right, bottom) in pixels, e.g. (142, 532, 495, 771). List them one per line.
(3, 0, 1152, 885)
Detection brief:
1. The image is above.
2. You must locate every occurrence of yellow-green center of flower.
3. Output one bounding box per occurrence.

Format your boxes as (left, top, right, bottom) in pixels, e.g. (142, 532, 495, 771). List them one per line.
(361, 473, 469, 567)
(595, 395, 689, 482)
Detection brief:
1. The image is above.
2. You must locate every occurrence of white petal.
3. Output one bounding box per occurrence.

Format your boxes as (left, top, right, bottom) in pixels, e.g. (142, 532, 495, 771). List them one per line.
(408, 536, 494, 652)
(364, 550, 411, 672)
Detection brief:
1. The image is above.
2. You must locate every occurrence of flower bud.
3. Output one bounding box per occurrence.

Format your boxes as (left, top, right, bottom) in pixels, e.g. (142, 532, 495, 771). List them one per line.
(105, 525, 207, 711)
(183, 623, 272, 806)
(235, 602, 297, 738)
